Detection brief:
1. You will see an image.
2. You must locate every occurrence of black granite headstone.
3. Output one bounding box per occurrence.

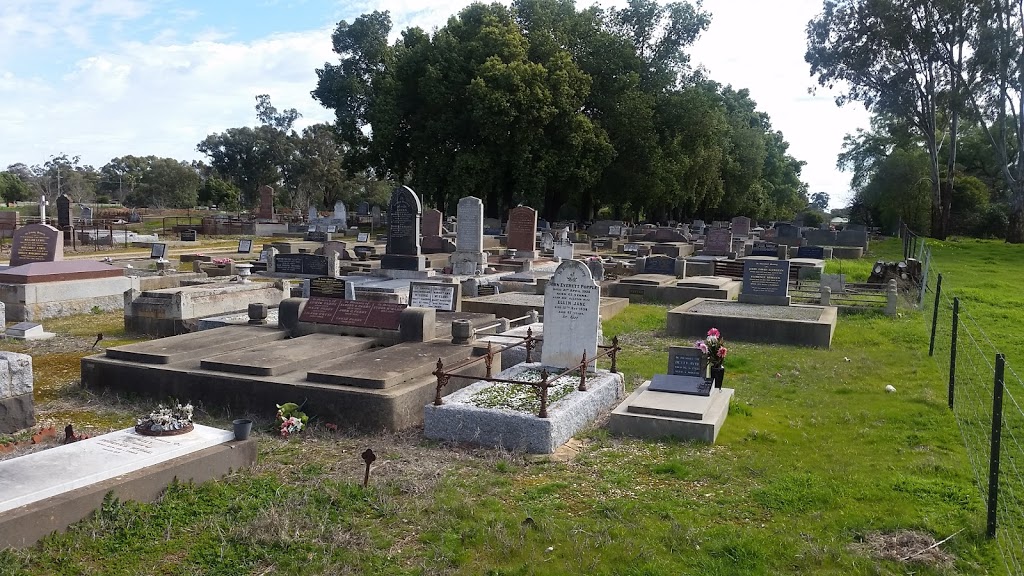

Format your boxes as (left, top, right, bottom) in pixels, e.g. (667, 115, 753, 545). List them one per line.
(648, 374, 713, 396)
(305, 230, 328, 242)
(644, 255, 676, 275)
(751, 242, 779, 257)
(274, 253, 329, 276)
(180, 229, 197, 242)
(238, 239, 253, 253)
(797, 246, 825, 259)
(739, 259, 791, 305)
(668, 346, 706, 378)
(309, 277, 347, 298)
(150, 243, 167, 259)
(56, 195, 71, 229)
(386, 185, 421, 256)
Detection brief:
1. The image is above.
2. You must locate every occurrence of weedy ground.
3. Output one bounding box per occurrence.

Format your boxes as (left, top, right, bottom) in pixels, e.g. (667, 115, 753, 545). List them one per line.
(0, 237, 1016, 575)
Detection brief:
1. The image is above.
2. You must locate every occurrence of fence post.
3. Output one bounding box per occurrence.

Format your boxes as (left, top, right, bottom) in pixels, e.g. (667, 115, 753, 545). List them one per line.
(948, 297, 959, 410)
(987, 353, 1005, 539)
(538, 369, 550, 419)
(929, 274, 943, 356)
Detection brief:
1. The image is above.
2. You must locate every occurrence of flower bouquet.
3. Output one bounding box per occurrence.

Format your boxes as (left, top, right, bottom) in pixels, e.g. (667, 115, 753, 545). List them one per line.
(136, 403, 194, 436)
(276, 403, 308, 438)
(695, 328, 728, 388)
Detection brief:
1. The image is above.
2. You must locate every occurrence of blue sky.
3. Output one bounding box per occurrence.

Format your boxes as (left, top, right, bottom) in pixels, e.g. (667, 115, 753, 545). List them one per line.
(0, 0, 870, 208)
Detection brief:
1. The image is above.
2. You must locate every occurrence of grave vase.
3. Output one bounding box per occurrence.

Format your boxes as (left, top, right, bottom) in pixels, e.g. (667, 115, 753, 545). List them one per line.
(710, 365, 725, 389)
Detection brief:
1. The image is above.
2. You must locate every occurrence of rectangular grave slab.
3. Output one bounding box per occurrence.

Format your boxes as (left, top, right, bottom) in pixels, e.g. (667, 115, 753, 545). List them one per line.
(199, 334, 374, 376)
(647, 373, 713, 396)
(0, 424, 234, 515)
(307, 341, 472, 389)
(299, 298, 406, 330)
(105, 326, 285, 364)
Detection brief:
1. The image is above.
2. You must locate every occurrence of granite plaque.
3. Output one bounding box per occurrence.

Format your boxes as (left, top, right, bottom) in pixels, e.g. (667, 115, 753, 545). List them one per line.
(742, 260, 790, 297)
(668, 346, 706, 378)
(238, 239, 253, 254)
(409, 282, 458, 311)
(298, 298, 406, 330)
(180, 229, 197, 242)
(797, 246, 825, 259)
(309, 277, 347, 298)
(623, 243, 639, 254)
(647, 373, 713, 396)
(644, 255, 676, 275)
(357, 232, 369, 243)
(326, 225, 337, 233)
(305, 231, 328, 242)
(10, 224, 63, 266)
(273, 253, 329, 276)
(150, 243, 167, 259)
(506, 205, 537, 253)
(751, 242, 778, 257)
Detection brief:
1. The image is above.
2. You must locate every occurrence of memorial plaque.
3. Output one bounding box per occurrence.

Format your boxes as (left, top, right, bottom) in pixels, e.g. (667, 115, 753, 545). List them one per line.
(506, 206, 537, 253)
(542, 260, 600, 370)
(238, 239, 253, 253)
(742, 259, 790, 297)
(357, 232, 369, 243)
(326, 225, 337, 233)
(309, 277, 347, 298)
(623, 243, 640, 254)
(298, 298, 406, 330)
(386, 186, 422, 256)
(647, 373, 713, 396)
(180, 229, 197, 242)
(704, 228, 733, 255)
(305, 230, 328, 242)
(644, 255, 676, 275)
(150, 243, 167, 259)
(273, 253, 329, 276)
(10, 224, 63, 266)
(797, 246, 825, 259)
(668, 346, 706, 378)
(608, 225, 622, 237)
(258, 249, 270, 263)
(408, 282, 458, 311)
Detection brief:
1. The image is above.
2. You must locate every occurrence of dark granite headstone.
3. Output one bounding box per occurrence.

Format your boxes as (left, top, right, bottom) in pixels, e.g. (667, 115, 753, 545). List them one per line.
(506, 206, 537, 254)
(357, 232, 369, 243)
(668, 346, 706, 378)
(179, 229, 197, 242)
(776, 224, 800, 238)
(751, 242, 779, 257)
(386, 186, 422, 256)
(309, 277, 347, 298)
(305, 230, 328, 242)
(238, 239, 253, 253)
(644, 255, 676, 275)
(298, 298, 406, 330)
(739, 259, 791, 305)
(796, 246, 825, 259)
(357, 201, 370, 215)
(57, 195, 71, 229)
(422, 208, 443, 237)
(623, 243, 639, 254)
(274, 253, 329, 276)
(10, 224, 63, 267)
(647, 373, 713, 396)
(150, 243, 167, 259)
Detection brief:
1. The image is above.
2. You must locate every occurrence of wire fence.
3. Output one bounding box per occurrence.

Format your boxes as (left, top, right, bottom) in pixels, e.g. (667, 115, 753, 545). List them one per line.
(909, 224, 1024, 575)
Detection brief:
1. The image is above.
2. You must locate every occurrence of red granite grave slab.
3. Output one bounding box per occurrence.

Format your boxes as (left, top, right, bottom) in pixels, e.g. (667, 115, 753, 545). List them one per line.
(0, 261, 125, 284)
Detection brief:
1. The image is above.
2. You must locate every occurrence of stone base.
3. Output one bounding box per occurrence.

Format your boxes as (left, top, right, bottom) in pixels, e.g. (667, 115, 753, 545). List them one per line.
(608, 382, 733, 443)
(0, 393, 34, 434)
(451, 251, 487, 275)
(830, 246, 864, 259)
(380, 254, 427, 271)
(424, 364, 624, 453)
(375, 268, 437, 280)
(0, 438, 256, 549)
(0, 275, 141, 322)
(737, 294, 792, 306)
(667, 298, 837, 348)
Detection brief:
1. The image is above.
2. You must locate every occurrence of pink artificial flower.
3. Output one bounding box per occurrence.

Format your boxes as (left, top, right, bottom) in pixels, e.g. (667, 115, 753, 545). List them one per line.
(717, 347, 728, 358)
(707, 328, 721, 338)
(697, 342, 708, 354)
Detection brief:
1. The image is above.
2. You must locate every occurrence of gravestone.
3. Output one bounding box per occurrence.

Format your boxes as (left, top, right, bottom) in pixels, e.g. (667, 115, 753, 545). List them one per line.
(647, 373, 713, 396)
(704, 228, 733, 256)
(586, 258, 605, 281)
(0, 351, 33, 434)
(273, 253, 329, 276)
(371, 205, 382, 226)
(258, 185, 275, 220)
(668, 345, 707, 378)
(80, 205, 93, 225)
(238, 239, 253, 254)
(750, 242, 779, 257)
(258, 249, 271, 263)
(796, 246, 825, 259)
(326, 225, 337, 234)
(356, 232, 369, 243)
(506, 206, 538, 257)
(309, 277, 353, 299)
(731, 216, 751, 237)
(622, 243, 639, 254)
(382, 186, 426, 270)
(643, 255, 677, 276)
(542, 259, 600, 371)
(334, 201, 347, 224)
(776, 224, 800, 239)
(357, 201, 370, 216)
(150, 243, 167, 259)
(483, 218, 502, 236)
(608, 225, 622, 237)
(409, 282, 459, 311)
(451, 196, 486, 275)
(56, 195, 71, 229)
(738, 259, 791, 306)
(298, 298, 407, 330)
(305, 230, 328, 242)
(308, 205, 318, 222)
(10, 224, 63, 267)
(422, 208, 443, 237)
(553, 242, 573, 261)
(179, 230, 197, 242)
(541, 232, 554, 251)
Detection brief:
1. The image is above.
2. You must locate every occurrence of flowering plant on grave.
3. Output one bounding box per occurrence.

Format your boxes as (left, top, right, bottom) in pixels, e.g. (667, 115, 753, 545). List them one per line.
(695, 327, 728, 369)
(136, 402, 194, 433)
(276, 403, 308, 438)
(212, 257, 234, 266)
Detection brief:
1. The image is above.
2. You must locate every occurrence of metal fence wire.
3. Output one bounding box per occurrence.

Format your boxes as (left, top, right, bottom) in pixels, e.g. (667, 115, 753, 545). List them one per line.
(913, 226, 1024, 576)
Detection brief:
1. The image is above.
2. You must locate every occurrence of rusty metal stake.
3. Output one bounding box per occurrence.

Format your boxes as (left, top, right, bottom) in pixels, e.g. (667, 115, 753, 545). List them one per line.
(538, 368, 549, 418)
(361, 448, 376, 488)
(485, 341, 494, 378)
(611, 336, 619, 373)
(579, 351, 588, 391)
(433, 358, 444, 406)
(525, 327, 534, 363)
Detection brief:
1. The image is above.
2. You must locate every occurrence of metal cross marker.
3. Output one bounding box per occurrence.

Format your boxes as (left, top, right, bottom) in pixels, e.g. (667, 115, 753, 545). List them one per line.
(361, 448, 376, 487)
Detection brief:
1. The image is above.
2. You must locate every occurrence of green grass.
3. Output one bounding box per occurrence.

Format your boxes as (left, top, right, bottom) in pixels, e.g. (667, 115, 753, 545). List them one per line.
(0, 237, 1014, 575)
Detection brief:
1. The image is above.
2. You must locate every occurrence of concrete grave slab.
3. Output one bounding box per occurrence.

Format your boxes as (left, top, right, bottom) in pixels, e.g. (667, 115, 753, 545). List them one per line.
(667, 298, 837, 348)
(106, 325, 286, 364)
(608, 382, 733, 443)
(306, 341, 474, 389)
(199, 333, 374, 376)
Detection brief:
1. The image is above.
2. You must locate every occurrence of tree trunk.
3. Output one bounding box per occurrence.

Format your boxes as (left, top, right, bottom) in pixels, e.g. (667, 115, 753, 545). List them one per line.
(1008, 185, 1024, 243)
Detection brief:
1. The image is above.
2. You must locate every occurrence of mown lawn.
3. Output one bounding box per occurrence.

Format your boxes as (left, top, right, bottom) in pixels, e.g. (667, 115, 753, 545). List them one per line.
(0, 237, 1012, 575)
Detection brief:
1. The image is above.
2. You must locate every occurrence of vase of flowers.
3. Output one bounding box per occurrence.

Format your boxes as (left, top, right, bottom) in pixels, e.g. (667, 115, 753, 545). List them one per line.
(695, 328, 728, 389)
(136, 403, 195, 436)
(276, 403, 308, 438)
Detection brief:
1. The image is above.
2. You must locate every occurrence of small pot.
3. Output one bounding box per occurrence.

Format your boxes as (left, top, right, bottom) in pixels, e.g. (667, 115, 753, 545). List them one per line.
(232, 419, 253, 441)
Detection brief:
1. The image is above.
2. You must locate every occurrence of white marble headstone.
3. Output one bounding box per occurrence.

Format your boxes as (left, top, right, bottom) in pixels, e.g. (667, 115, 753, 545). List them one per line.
(542, 259, 600, 371)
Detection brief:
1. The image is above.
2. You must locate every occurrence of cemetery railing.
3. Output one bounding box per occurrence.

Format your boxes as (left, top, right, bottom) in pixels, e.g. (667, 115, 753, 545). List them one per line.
(432, 329, 621, 419)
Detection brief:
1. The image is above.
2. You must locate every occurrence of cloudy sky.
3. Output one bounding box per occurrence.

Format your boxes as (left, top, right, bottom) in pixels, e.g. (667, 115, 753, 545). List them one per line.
(0, 0, 871, 208)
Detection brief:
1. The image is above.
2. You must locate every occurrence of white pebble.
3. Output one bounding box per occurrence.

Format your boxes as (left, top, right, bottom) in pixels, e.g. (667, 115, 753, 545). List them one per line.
(885, 385, 896, 393)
